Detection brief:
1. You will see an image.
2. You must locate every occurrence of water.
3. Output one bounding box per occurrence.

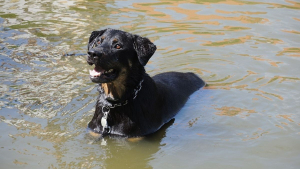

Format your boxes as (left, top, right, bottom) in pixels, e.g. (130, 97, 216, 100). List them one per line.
(0, 0, 299, 168)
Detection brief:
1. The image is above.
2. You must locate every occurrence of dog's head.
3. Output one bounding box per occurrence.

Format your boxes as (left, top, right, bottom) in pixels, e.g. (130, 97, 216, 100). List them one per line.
(87, 28, 156, 84)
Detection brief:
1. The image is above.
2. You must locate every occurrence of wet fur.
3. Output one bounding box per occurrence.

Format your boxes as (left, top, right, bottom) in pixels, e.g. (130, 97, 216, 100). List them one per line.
(87, 28, 205, 137)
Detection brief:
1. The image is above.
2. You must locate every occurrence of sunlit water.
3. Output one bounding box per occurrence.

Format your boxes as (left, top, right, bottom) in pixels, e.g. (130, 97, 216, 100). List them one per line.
(0, 0, 299, 168)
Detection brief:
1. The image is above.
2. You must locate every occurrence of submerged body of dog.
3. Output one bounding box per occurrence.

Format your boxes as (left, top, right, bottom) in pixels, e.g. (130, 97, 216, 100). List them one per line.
(86, 28, 205, 137)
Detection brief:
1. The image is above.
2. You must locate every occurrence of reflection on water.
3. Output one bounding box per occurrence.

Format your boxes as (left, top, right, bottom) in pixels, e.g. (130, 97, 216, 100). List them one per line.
(0, 0, 300, 168)
(215, 106, 256, 117)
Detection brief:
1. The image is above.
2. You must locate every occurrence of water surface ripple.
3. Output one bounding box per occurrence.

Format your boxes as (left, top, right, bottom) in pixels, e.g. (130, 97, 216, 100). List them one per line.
(0, 0, 299, 168)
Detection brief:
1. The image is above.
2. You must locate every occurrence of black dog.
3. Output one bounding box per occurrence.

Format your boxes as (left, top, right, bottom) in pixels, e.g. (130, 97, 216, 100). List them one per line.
(86, 28, 205, 137)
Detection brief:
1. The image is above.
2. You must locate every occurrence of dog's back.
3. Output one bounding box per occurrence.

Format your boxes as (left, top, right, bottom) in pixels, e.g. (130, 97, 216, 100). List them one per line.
(153, 72, 205, 94)
(153, 72, 205, 122)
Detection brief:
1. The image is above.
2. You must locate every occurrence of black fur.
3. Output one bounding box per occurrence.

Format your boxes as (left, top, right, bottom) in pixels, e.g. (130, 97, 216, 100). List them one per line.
(133, 35, 156, 66)
(86, 28, 205, 137)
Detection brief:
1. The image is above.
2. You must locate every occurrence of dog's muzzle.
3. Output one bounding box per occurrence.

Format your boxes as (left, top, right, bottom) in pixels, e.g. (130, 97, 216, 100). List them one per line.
(87, 48, 118, 83)
(87, 49, 103, 65)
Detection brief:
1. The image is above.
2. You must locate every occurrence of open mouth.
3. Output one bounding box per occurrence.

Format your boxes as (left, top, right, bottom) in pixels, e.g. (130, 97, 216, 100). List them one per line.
(89, 66, 117, 83)
(87, 55, 118, 83)
(89, 68, 115, 77)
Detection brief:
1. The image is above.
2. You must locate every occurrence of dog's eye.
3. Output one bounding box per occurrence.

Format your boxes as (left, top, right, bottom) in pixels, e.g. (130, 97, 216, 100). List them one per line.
(115, 44, 122, 49)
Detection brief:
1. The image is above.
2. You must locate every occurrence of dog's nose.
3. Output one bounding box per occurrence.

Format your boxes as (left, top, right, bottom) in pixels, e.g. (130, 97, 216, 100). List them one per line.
(87, 49, 103, 65)
(88, 50, 102, 58)
(88, 50, 104, 64)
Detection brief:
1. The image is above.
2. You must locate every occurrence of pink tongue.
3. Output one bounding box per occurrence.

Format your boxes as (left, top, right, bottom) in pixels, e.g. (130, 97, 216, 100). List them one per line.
(89, 69, 101, 76)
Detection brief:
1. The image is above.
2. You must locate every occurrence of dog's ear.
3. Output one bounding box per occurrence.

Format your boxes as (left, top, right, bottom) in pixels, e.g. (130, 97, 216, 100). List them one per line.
(133, 35, 156, 66)
(88, 29, 107, 50)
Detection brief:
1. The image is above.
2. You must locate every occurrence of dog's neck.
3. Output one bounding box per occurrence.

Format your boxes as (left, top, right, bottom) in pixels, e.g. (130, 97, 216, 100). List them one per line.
(100, 83, 119, 101)
(97, 78, 144, 107)
(97, 83, 123, 107)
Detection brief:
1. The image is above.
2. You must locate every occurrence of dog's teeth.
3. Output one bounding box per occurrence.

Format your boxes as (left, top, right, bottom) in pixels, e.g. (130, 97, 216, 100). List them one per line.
(103, 69, 114, 74)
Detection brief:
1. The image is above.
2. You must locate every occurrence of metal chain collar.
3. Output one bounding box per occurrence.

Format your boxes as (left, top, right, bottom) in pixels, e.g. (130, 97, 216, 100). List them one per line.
(101, 79, 144, 134)
(106, 78, 144, 109)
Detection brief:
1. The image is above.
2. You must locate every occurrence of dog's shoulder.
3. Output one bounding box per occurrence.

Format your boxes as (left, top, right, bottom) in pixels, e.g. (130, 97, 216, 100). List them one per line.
(152, 71, 205, 105)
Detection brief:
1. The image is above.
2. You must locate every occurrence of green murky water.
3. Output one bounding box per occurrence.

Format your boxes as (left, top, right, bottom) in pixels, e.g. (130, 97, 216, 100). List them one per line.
(0, 0, 299, 168)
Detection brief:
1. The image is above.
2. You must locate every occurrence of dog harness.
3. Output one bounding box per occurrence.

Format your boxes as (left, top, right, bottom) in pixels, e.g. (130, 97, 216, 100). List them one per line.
(100, 79, 144, 136)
